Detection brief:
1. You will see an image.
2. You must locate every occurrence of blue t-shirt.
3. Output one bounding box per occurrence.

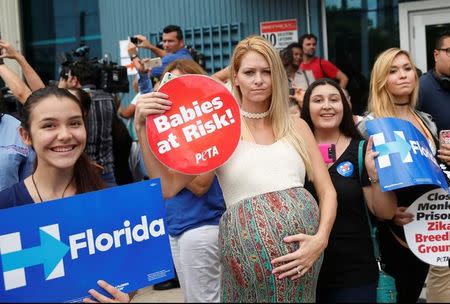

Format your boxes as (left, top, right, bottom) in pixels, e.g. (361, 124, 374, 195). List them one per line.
(165, 177, 225, 237)
(418, 71, 450, 131)
(0, 181, 34, 209)
(137, 73, 153, 94)
(151, 48, 193, 78)
(0, 114, 35, 191)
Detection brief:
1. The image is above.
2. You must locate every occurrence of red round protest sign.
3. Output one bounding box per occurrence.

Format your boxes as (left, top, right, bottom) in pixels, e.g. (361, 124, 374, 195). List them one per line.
(146, 75, 241, 175)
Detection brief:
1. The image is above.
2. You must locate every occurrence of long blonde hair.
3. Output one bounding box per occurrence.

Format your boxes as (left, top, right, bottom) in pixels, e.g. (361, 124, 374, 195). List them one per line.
(229, 35, 313, 179)
(368, 48, 419, 118)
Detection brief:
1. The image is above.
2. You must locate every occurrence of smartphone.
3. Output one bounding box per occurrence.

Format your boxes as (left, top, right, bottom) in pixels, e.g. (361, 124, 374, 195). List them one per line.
(318, 143, 336, 164)
(439, 130, 450, 145)
(143, 57, 162, 69)
(130, 36, 139, 44)
(158, 72, 176, 88)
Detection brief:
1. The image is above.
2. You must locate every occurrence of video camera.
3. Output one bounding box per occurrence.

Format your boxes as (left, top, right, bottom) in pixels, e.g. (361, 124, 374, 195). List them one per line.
(186, 45, 206, 70)
(59, 44, 129, 93)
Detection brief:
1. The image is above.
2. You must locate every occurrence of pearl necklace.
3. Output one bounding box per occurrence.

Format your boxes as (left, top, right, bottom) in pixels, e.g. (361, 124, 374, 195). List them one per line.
(240, 109, 270, 119)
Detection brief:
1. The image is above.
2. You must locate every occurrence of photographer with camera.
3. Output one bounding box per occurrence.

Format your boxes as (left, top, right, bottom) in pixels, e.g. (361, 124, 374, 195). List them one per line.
(65, 61, 118, 186)
(116, 41, 152, 181)
(132, 25, 193, 79)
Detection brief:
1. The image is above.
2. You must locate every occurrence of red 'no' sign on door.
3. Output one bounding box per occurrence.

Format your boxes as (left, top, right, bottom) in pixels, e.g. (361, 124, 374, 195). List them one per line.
(146, 75, 241, 175)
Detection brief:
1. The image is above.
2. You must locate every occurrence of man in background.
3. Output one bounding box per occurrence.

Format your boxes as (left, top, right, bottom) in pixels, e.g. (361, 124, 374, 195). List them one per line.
(133, 25, 193, 80)
(299, 33, 348, 89)
(417, 31, 450, 303)
(65, 62, 117, 186)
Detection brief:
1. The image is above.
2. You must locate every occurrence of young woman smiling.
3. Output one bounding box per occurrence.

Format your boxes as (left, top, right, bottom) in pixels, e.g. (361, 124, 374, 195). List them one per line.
(301, 79, 397, 302)
(0, 86, 130, 303)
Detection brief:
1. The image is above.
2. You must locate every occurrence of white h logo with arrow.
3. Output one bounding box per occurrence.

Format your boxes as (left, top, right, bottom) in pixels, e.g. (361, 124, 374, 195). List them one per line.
(373, 131, 413, 168)
(0, 224, 69, 290)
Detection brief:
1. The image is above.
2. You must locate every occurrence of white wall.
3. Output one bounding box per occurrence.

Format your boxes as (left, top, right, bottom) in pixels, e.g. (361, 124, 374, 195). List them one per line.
(0, 0, 23, 77)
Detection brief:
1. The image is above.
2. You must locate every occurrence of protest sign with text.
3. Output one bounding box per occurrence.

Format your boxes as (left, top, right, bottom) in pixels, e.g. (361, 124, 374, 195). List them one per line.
(146, 75, 241, 175)
(404, 188, 450, 266)
(366, 118, 448, 191)
(0, 180, 174, 302)
(260, 19, 298, 50)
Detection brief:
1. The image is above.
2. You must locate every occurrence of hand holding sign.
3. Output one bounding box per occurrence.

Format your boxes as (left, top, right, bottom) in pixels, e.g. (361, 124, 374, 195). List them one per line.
(134, 92, 172, 128)
(366, 118, 448, 191)
(0, 180, 173, 302)
(392, 207, 414, 226)
(83, 280, 130, 303)
(364, 136, 380, 183)
(438, 143, 450, 166)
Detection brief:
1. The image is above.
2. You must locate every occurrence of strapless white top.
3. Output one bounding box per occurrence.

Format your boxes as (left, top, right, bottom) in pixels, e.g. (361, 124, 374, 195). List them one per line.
(216, 139, 306, 207)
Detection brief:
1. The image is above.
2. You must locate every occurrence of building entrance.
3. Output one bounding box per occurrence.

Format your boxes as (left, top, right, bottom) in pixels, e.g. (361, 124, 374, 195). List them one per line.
(400, 0, 450, 73)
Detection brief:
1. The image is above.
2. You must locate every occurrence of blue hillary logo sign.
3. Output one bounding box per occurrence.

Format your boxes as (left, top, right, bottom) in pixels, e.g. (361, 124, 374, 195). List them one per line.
(0, 180, 174, 302)
(376, 132, 412, 162)
(1, 227, 69, 279)
(366, 118, 448, 191)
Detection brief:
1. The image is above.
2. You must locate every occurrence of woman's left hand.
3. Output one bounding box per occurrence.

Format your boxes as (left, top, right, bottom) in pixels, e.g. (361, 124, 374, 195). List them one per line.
(290, 88, 305, 109)
(270, 233, 327, 280)
(438, 143, 450, 166)
(364, 136, 379, 181)
(83, 280, 130, 303)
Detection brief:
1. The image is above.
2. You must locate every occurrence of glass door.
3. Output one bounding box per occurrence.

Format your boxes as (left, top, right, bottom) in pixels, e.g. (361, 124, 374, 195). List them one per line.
(410, 8, 450, 73)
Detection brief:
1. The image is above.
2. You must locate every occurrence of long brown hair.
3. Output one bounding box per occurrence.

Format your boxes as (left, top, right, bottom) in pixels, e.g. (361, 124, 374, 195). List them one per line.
(22, 86, 105, 194)
(302, 78, 361, 140)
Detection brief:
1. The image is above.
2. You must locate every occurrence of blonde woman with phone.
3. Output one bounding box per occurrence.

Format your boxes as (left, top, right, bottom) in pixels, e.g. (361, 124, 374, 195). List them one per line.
(357, 48, 447, 303)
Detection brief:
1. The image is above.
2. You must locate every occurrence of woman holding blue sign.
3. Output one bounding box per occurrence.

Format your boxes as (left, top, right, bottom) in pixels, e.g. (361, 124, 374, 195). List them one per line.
(300, 78, 397, 302)
(357, 48, 443, 303)
(0, 87, 131, 303)
(134, 35, 337, 302)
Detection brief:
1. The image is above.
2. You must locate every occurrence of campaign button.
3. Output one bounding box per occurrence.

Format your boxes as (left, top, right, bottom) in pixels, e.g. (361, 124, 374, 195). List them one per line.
(336, 161, 354, 177)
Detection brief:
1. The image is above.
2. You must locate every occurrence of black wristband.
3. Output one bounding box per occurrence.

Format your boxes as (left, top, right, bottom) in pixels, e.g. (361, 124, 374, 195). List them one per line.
(0, 58, 4, 65)
(130, 54, 139, 60)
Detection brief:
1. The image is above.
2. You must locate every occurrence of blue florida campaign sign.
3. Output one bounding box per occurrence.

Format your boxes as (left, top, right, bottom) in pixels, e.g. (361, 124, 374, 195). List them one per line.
(0, 179, 174, 302)
(366, 118, 448, 192)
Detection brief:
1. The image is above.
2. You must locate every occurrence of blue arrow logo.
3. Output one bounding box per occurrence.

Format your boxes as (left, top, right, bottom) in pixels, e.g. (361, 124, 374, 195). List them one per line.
(1, 230, 69, 278)
(376, 132, 412, 161)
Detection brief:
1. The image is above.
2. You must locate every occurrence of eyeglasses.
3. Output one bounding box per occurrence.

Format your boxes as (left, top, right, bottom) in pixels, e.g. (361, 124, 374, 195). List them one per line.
(437, 47, 450, 56)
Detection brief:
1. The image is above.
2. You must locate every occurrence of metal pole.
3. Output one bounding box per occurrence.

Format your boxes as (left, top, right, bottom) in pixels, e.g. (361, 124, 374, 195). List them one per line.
(306, 0, 311, 34)
(321, 0, 329, 59)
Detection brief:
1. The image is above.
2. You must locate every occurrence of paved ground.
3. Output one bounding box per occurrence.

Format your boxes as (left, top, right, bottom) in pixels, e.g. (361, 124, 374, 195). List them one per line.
(131, 285, 183, 303)
(130, 282, 427, 303)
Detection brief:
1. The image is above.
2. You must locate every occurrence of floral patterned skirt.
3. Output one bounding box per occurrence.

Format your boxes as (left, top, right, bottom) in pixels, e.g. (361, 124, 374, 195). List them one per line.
(219, 187, 322, 303)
